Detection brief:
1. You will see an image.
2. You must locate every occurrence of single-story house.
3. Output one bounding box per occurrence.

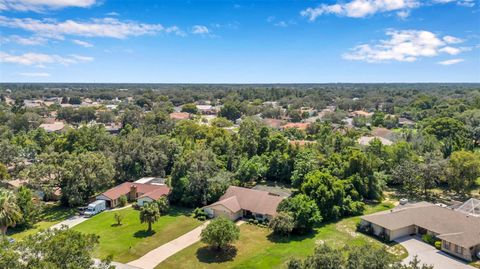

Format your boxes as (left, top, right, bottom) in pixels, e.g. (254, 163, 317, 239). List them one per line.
(357, 136, 393, 146)
(137, 188, 170, 206)
(360, 201, 480, 261)
(281, 122, 310, 130)
(398, 117, 416, 127)
(203, 186, 285, 221)
(169, 112, 191, 121)
(96, 182, 170, 208)
(39, 122, 66, 133)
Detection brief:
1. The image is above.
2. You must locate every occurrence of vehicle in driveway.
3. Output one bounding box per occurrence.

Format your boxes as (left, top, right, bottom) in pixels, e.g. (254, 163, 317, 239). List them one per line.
(84, 200, 106, 217)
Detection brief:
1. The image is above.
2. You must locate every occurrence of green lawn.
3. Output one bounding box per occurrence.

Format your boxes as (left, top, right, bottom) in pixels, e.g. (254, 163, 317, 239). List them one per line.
(158, 203, 407, 269)
(73, 206, 202, 263)
(7, 203, 76, 240)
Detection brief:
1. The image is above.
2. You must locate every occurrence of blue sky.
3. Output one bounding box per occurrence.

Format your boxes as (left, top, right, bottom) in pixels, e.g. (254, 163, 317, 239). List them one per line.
(0, 0, 479, 83)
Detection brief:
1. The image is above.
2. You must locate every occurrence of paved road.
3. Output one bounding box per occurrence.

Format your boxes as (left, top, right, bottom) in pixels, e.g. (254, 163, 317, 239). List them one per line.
(396, 236, 474, 269)
(127, 221, 210, 269)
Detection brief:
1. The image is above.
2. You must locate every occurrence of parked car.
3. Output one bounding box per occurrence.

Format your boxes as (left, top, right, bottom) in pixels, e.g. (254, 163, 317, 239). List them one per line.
(84, 200, 106, 217)
(77, 206, 87, 215)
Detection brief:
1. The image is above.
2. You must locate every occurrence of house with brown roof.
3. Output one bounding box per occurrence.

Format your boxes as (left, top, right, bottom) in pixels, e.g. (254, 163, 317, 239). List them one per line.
(360, 201, 480, 261)
(203, 186, 285, 221)
(39, 121, 66, 133)
(96, 181, 170, 208)
(281, 122, 310, 130)
(169, 112, 191, 121)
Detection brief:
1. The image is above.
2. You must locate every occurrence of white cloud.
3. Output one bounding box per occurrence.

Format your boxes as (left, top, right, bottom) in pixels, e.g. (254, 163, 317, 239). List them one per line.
(0, 0, 96, 12)
(191, 25, 209, 35)
(1, 35, 47, 45)
(301, 0, 474, 20)
(443, 35, 464, 44)
(0, 16, 183, 39)
(438, 58, 464, 65)
(72, 39, 93, 47)
(105, 11, 119, 16)
(439, 46, 461, 55)
(343, 30, 465, 63)
(301, 0, 419, 20)
(19, 72, 50, 77)
(0, 51, 93, 66)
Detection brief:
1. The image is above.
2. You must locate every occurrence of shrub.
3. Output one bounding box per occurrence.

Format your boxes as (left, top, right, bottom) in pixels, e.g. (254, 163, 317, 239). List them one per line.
(248, 218, 254, 224)
(132, 202, 140, 210)
(434, 241, 442, 250)
(422, 234, 435, 245)
(118, 195, 128, 207)
(269, 212, 295, 236)
(114, 212, 124, 225)
(253, 219, 259, 225)
(193, 208, 208, 219)
(155, 197, 170, 214)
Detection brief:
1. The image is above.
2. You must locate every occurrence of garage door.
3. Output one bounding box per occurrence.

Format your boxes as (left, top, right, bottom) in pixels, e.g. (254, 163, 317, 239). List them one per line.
(391, 225, 415, 240)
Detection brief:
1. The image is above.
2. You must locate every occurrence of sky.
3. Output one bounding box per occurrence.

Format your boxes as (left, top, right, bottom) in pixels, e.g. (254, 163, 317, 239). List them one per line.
(0, 0, 479, 83)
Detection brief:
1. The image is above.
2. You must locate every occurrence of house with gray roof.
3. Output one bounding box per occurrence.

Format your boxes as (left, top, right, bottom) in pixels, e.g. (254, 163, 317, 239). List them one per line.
(360, 201, 480, 261)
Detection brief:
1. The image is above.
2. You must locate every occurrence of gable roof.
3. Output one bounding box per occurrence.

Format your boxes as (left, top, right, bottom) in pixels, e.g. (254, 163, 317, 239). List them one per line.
(362, 202, 480, 248)
(100, 182, 169, 200)
(138, 186, 170, 200)
(208, 186, 285, 216)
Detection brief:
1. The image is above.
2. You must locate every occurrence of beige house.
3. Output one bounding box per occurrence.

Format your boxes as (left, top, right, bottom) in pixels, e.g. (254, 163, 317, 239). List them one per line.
(360, 201, 480, 261)
(204, 186, 285, 221)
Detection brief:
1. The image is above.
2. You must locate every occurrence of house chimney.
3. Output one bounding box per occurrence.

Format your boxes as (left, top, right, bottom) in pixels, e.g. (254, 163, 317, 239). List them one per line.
(129, 185, 137, 200)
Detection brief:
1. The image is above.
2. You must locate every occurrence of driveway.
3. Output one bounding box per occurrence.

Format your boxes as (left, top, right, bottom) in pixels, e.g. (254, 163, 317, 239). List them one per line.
(51, 215, 88, 229)
(127, 221, 211, 269)
(127, 219, 245, 269)
(395, 236, 474, 269)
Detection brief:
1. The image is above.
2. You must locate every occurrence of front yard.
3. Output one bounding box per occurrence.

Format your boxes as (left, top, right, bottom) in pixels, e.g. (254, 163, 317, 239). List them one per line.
(158, 202, 407, 269)
(7, 203, 76, 240)
(72, 206, 202, 263)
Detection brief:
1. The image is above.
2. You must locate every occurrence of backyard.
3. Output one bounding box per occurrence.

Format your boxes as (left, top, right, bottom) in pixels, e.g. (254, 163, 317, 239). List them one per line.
(158, 202, 407, 269)
(7, 203, 76, 240)
(72, 206, 202, 263)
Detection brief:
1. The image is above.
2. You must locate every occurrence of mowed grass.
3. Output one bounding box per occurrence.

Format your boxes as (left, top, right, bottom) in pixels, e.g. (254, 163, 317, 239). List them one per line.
(73, 206, 202, 263)
(158, 202, 407, 269)
(7, 203, 76, 240)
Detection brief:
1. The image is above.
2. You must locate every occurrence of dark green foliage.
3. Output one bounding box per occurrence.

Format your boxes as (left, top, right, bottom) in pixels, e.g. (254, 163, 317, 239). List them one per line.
(277, 194, 322, 234)
(200, 217, 240, 250)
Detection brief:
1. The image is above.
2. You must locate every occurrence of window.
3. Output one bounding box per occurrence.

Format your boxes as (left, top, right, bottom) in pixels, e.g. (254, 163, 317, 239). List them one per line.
(444, 241, 450, 250)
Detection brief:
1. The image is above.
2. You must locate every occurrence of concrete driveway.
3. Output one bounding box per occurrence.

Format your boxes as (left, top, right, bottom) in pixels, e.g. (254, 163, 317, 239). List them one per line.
(127, 221, 211, 269)
(395, 236, 474, 269)
(51, 215, 88, 229)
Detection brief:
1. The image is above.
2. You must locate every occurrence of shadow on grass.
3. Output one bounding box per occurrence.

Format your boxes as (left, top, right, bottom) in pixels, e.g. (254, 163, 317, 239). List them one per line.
(134, 230, 156, 238)
(165, 206, 194, 217)
(196, 245, 237, 263)
(110, 223, 122, 227)
(266, 229, 316, 243)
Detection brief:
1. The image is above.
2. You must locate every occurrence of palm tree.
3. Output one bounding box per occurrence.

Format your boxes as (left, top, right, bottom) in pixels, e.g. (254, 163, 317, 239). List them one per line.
(0, 189, 22, 235)
(139, 203, 160, 232)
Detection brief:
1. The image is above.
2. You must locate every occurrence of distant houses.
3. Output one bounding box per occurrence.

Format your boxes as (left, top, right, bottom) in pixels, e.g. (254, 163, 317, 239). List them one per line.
(39, 121, 66, 133)
(357, 136, 393, 146)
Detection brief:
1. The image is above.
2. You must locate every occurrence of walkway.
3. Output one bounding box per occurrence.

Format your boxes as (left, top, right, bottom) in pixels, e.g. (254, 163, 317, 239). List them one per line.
(51, 215, 88, 229)
(127, 220, 245, 269)
(396, 236, 474, 269)
(127, 221, 210, 269)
